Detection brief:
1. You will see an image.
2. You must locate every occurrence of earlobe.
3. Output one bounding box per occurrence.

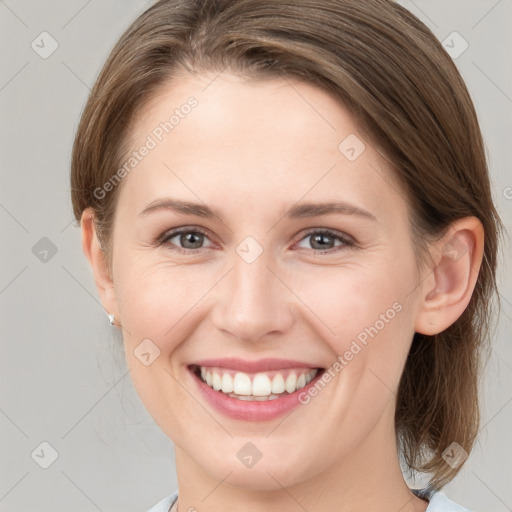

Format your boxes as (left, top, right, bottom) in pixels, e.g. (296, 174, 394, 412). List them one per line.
(414, 217, 484, 336)
(81, 208, 119, 322)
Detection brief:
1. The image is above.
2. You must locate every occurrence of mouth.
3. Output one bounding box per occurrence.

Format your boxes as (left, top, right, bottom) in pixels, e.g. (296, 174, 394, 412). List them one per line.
(189, 364, 323, 401)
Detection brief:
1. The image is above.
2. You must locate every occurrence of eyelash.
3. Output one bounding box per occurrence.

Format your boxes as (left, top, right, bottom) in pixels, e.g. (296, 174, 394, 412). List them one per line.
(157, 226, 356, 255)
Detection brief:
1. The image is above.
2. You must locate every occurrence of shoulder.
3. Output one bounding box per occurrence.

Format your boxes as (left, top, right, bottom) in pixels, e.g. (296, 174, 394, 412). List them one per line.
(146, 490, 178, 512)
(145, 489, 474, 512)
(423, 491, 474, 512)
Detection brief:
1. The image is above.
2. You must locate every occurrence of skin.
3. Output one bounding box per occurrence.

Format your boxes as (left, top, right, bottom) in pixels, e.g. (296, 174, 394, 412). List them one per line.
(82, 72, 484, 512)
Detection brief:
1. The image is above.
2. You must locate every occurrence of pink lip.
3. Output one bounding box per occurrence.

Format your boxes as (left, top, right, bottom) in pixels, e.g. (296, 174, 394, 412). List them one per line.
(187, 364, 325, 422)
(191, 357, 322, 373)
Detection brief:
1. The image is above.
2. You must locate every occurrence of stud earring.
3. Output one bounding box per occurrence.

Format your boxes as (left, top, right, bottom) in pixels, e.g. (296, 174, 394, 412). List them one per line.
(108, 313, 115, 326)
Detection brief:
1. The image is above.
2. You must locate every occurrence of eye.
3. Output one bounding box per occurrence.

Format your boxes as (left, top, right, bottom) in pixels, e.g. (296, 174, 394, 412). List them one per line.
(157, 226, 355, 255)
(295, 229, 355, 254)
(158, 227, 214, 253)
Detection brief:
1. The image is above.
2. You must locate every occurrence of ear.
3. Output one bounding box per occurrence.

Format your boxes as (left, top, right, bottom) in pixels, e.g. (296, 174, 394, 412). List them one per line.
(414, 216, 484, 335)
(81, 208, 119, 326)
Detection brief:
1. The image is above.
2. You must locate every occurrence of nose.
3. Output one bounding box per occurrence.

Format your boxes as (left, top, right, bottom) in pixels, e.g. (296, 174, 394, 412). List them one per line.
(211, 246, 295, 344)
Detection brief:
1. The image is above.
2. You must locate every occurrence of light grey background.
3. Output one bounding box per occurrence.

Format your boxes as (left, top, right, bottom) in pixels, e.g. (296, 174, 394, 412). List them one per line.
(0, 1, 511, 511)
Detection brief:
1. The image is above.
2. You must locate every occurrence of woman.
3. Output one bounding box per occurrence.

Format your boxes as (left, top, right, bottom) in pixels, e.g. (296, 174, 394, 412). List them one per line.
(70, 1, 504, 510)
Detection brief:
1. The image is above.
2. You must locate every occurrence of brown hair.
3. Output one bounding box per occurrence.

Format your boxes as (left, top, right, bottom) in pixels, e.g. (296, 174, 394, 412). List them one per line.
(70, 0, 504, 493)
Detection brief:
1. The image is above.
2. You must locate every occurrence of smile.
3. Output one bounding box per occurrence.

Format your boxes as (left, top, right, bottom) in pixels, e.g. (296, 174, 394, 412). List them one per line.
(192, 365, 318, 401)
(188, 359, 326, 421)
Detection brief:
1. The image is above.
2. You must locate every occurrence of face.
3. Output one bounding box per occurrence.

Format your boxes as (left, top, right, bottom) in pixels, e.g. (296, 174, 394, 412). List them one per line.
(107, 72, 426, 489)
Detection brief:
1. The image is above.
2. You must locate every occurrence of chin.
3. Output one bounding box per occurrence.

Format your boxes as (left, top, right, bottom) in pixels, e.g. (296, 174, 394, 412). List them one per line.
(195, 445, 315, 491)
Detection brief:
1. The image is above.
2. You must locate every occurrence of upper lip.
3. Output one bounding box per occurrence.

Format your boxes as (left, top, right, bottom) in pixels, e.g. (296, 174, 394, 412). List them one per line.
(190, 358, 324, 373)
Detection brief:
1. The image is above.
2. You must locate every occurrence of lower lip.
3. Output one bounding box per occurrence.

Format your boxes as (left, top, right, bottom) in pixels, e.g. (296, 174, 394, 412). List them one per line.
(188, 367, 324, 422)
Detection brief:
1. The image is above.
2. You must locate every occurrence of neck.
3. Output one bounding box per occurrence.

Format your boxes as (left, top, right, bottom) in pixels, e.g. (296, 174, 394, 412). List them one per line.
(172, 400, 428, 512)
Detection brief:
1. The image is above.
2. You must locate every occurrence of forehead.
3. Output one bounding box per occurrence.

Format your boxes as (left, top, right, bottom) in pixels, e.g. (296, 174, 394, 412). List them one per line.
(119, 72, 407, 223)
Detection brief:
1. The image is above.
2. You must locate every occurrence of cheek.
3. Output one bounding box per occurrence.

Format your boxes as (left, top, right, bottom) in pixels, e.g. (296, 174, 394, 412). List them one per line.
(290, 265, 416, 435)
(113, 254, 227, 374)
(113, 257, 210, 428)
(295, 263, 406, 343)
(293, 257, 417, 396)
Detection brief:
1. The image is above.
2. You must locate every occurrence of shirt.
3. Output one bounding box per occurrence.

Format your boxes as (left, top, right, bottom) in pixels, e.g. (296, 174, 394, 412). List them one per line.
(147, 489, 474, 511)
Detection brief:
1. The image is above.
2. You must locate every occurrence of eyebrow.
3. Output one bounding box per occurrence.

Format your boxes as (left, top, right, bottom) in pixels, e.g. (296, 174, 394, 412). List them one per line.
(139, 198, 377, 222)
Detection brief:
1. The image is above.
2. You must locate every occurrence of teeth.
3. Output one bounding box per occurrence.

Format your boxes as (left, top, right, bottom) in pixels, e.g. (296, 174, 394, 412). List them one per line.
(233, 372, 252, 395)
(227, 393, 282, 401)
(221, 373, 234, 393)
(212, 372, 222, 391)
(285, 372, 297, 393)
(252, 373, 272, 396)
(198, 366, 319, 399)
(271, 373, 285, 394)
